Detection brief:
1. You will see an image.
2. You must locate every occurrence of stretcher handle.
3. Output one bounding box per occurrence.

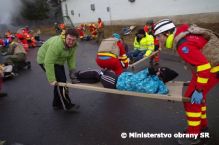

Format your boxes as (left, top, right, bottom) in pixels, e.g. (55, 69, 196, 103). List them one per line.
(55, 81, 192, 103)
(128, 50, 160, 70)
(55, 81, 205, 103)
(168, 81, 205, 103)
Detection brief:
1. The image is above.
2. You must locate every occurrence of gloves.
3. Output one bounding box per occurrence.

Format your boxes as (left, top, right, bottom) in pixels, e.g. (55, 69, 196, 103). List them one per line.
(69, 69, 77, 79)
(191, 90, 203, 104)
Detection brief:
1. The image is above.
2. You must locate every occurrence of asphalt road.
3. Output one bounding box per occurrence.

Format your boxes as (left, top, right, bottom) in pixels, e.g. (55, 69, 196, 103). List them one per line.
(0, 39, 219, 145)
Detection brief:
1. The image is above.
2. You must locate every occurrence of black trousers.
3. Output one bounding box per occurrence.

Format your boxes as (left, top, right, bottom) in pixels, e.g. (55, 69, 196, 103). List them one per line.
(39, 64, 73, 109)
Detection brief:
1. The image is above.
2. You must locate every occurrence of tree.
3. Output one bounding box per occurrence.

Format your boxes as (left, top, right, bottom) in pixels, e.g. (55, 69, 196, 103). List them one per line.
(47, 0, 62, 22)
(21, 0, 50, 21)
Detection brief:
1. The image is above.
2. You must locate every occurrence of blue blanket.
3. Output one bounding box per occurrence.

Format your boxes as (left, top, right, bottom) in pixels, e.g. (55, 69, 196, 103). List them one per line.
(116, 69, 169, 94)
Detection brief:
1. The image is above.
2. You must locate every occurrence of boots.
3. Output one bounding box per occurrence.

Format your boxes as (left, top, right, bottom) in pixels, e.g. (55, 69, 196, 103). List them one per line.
(54, 86, 80, 112)
(25, 61, 31, 69)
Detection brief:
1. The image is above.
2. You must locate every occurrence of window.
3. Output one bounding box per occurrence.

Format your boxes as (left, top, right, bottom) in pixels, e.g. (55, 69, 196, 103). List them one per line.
(107, 6, 110, 12)
(91, 4, 95, 11)
(129, 0, 135, 2)
(71, 10, 74, 15)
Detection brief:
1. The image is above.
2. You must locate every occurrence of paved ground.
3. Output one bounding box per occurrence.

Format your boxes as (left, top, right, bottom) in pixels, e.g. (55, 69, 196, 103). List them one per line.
(0, 39, 219, 145)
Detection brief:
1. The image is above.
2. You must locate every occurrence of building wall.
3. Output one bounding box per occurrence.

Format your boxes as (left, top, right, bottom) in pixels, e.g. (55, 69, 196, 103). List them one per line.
(62, 0, 219, 25)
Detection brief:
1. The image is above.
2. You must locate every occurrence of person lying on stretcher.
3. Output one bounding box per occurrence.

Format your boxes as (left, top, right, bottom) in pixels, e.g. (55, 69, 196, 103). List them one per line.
(71, 65, 178, 94)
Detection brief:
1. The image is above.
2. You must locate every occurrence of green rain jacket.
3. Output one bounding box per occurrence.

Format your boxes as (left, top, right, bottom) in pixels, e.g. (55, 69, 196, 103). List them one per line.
(37, 35, 77, 83)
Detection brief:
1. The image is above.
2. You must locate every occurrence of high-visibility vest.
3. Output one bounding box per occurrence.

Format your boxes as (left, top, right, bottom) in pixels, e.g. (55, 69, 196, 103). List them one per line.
(133, 34, 154, 51)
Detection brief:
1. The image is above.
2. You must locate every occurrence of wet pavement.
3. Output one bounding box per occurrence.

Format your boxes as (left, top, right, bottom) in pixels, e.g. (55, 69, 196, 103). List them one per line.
(0, 39, 219, 145)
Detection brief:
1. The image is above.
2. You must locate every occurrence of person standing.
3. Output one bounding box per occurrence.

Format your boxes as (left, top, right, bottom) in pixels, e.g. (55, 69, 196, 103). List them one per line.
(144, 19, 160, 66)
(96, 18, 104, 43)
(154, 19, 219, 144)
(37, 28, 80, 112)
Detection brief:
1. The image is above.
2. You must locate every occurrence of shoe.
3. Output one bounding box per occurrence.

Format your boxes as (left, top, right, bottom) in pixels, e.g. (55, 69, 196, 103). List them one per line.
(0, 93, 7, 97)
(177, 137, 202, 145)
(65, 104, 80, 112)
(23, 61, 31, 69)
(53, 105, 63, 110)
(26, 61, 31, 69)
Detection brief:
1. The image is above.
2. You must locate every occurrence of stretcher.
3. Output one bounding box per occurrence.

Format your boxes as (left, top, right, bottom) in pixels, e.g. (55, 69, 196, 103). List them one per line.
(128, 50, 160, 71)
(56, 81, 190, 102)
(122, 25, 136, 35)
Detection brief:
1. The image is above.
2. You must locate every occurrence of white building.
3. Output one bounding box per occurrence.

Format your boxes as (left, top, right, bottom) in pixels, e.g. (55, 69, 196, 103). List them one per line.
(61, 0, 219, 25)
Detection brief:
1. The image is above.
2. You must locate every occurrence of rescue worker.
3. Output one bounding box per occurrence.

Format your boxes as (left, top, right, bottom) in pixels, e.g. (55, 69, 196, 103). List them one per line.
(4, 36, 30, 71)
(59, 23, 65, 32)
(22, 28, 36, 48)
(77, 24, 85, 40)
(144, 19, 154, 35)
(127, 29, 154, 63)
(96, 33, 128, 75)
(96, 18, 104, 43)
(154, 19, 219, 144)
(15, 33, 29, 52)
(37, 28, 80, 112)
(88, 23, 97, 39)
(54, 22, 61, 34)
(144, 20, 160, 65)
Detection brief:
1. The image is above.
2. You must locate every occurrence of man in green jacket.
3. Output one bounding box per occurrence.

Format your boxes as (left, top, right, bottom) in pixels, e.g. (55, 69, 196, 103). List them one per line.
(37, 28, 80, 112)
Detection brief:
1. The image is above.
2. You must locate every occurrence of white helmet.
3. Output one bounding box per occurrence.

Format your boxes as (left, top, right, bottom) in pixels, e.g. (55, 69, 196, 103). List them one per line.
(154, 19, 175, 35)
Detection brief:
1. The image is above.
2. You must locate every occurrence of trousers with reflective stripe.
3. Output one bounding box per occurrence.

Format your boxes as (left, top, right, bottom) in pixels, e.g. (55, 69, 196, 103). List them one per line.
(183, 71, 219, 134)
(96, 55, 124, 76)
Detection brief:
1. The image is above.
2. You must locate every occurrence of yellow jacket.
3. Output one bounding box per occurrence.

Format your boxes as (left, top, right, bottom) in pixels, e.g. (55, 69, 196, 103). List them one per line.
(133, 33, 154, 57)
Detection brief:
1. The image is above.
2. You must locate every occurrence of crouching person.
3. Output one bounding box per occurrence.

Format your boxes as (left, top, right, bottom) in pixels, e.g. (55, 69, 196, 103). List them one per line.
(4, 37, 30, 72)
(37, 28, 80, 112)
(96, 33, 129, 75)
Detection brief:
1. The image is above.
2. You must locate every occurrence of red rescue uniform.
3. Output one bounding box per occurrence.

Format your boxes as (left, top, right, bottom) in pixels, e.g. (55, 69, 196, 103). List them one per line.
(96, 40, 128, 75)
(175, 24, 219, 134)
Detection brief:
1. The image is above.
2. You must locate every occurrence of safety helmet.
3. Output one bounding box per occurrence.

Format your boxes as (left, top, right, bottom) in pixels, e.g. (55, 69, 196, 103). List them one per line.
(154, 19, 175, 35)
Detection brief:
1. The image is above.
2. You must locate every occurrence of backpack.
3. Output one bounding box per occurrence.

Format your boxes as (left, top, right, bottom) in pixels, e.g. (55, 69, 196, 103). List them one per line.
(98, 37, 120, 56)
(174, 24, 219, 67)
(74, 69, 102, 83)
